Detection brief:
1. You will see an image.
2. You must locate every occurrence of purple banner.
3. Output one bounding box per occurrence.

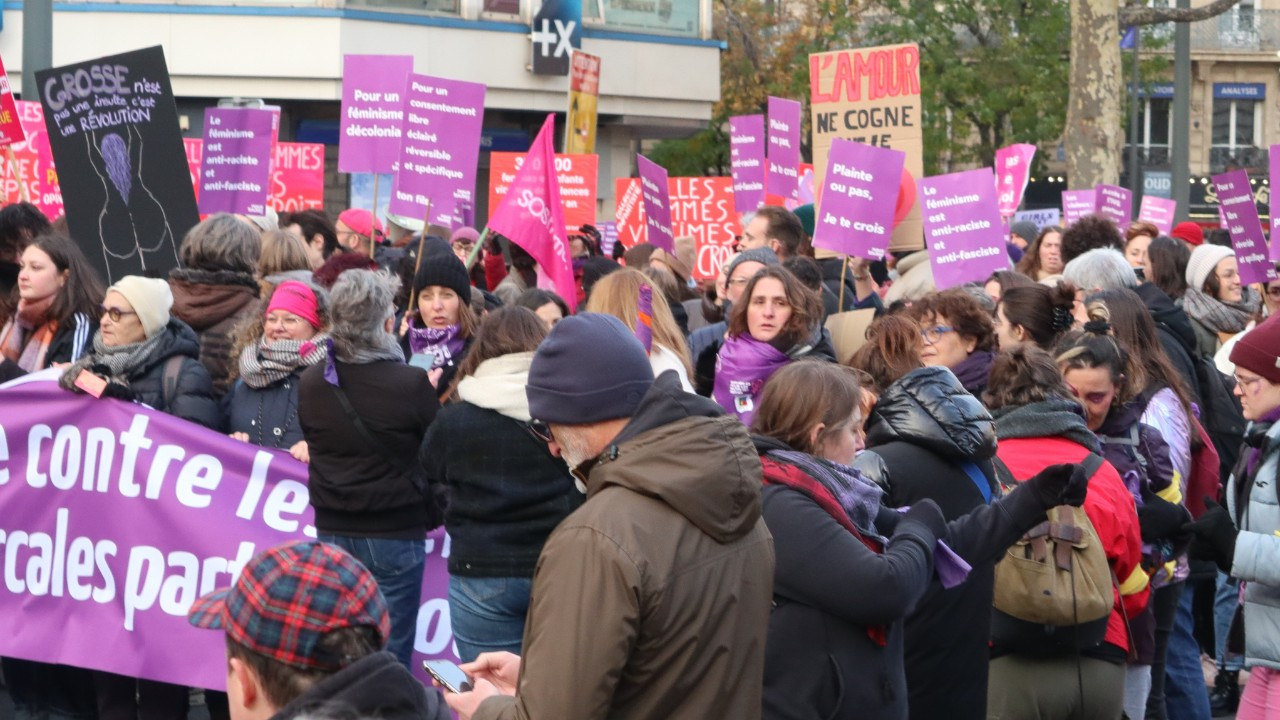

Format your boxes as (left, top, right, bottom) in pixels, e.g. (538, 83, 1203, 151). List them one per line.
(920, 168, 1011, 290)
(812, 138, 905, 261)
(339, 55, 413, 174)
(1094, 184, 1133, 226)
(1062, 189, 1095, 225)
(0, 372, 457, 691)
(1137, 196, 1177, 236)
(198, 108, 275, 216)
(637, 154, 674, 252)
(389, 75, 486, 227)
(1212, 170, 1278, 285)
(994, 143, 1036, 217)
(729, 114, 766, 214)
(767, 97, 801, 200)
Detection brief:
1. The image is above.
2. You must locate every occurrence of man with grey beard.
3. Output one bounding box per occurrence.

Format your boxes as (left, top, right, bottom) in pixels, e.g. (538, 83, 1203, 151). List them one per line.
(444, 312, 775, 720)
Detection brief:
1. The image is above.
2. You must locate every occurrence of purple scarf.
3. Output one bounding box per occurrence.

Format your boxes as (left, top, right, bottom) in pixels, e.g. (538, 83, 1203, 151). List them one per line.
(407, 318, 465, 371)
(714, 334, 790, 425)
(950, 349, 994, 395)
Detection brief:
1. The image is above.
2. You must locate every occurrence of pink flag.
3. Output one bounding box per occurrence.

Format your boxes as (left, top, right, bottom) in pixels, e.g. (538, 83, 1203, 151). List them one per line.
(487, 114, 576, 310)
(636, 284, 654, 353)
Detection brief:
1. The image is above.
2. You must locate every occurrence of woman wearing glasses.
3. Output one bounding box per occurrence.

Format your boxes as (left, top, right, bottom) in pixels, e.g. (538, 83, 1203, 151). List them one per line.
(907, 288, 997, 396)
(1183, 243, 1259, 357)
(420, 307, 580, 662)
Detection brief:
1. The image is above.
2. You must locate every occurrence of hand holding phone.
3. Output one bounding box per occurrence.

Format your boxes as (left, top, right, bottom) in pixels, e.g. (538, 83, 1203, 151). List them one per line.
(423, 659, 473, 694)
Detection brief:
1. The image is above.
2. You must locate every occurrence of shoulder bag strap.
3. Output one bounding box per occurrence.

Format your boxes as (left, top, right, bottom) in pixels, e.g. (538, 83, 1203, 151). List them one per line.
(327, 380, 422, 493)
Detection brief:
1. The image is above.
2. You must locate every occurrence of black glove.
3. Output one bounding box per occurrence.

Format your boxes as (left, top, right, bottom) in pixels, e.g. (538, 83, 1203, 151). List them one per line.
(101, 381, 136, 402)
(900, 498, 948, 542)
(1024, 463, 1089, 509)
(1184, 497, 1238, 573)
(1137, 486, 1192, 544)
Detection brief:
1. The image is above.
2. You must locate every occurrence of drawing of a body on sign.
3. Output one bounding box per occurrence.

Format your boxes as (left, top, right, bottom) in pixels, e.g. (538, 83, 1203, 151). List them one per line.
(37, 46, 199, 283)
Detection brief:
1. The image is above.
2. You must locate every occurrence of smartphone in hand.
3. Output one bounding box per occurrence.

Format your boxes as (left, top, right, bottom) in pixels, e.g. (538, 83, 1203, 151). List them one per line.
(423, 659, 473, 693)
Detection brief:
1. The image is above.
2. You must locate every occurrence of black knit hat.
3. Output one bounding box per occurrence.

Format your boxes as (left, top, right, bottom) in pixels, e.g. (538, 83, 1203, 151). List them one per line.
(527, 313, 655, 424)
(413, 249, 471, 300)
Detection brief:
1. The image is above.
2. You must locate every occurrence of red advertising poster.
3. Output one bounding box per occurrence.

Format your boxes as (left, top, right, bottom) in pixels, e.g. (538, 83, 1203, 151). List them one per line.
(489, 151, 597, 233)
(0, 55, 25, 147)
(0, 101, 61, 219)
(615, 176, 742, 280)
(185, 139, 324, 213)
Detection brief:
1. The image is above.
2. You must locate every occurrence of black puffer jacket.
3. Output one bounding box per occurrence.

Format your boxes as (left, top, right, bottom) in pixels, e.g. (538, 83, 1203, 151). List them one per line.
(1135, 283, 1200, 404)
(853, 366, 999, 720)
(109, 319, 220, 429)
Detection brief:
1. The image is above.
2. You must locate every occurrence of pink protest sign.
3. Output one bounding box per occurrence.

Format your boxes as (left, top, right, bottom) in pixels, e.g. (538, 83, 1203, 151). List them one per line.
(389, 75, 486, 226)
(921, 168, 1010, 290)
(0, 101, 61, 217)
(338, 55, 413, 174)
(994, 143, 1035, 217)
(1094, 184, 1133, 226)
(1137, 196, 1176, 236)
(637, 154, 675, 252)
(729, 114, 766, 214)
(0, 54, 24, 147)
(1062, 190, 1095, 225)
(812, 138, 905, 260)
(198, 108, 275, 216)
(1212, 170, 1277, 285)
(767, 97, 802, 200)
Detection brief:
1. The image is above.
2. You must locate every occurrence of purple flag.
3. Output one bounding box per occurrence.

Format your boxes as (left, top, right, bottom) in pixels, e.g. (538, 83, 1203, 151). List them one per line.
(812, 138, 905, 261)
(729, 114, 766, 214)
(388, 75, 486, 227)
(1062, 190, 1096, 225)
(994, 143, 1036, 217)
(338, 55, 413, 174)
(1137, 196, 1177, 236)
(767, 97, 802, 200)
(637, 154, 675, 252)
(1094, 184, 1133, 226)
(1212, 170, 1278, 284)
(636, 284, 654, 353)
(920, 168, 1011, 290)
(198, 108, 275, 216)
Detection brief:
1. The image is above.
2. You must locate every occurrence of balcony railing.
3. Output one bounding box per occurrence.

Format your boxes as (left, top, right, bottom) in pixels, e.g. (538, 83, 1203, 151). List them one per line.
(1210, 145, 1269, 173)
(1190, 8, 1280, 53)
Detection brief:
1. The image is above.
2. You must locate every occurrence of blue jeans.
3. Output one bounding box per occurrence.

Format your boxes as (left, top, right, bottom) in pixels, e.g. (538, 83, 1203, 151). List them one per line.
(448, 575, 533, 663)
(318, 534, 425, 670)
(1166, 582, 1212, 720)
(1215, 570, 1244, 672)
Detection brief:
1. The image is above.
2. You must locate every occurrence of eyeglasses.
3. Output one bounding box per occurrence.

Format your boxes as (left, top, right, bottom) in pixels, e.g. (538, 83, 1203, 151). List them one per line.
(919, 325, 955, 344)
(727, 276, 753, 288)
(1235, 374, 1264, 393)
(526, 420, 554, 444)
(100, 305, 138, 323)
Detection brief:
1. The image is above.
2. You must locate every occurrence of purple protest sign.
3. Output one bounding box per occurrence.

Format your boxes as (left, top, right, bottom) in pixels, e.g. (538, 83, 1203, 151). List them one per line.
(920, 168, 1011, 289)
(767, 97, 801, 200)
(1271, 144, 1280, 257)
(339, 55, 413, 174)
(1094, 184, 1133, 226)
(637, 154, 674, 252)
(0, 372, 458, 691)
(198, 108, 275, 216)
(1062, 190, 1096, 225)
(1138, 196, 1177, 236)
(1212, 170, 1278, 285)
(389, 75, 486, 227)
(994, 143, 1036, 217)
(729, 114, 766, 214)
(812, 138, 905, 261)
(598, 220, 619, 257)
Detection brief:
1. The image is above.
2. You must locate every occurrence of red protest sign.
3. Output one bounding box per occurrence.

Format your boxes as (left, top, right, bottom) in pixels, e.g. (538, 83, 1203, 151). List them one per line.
(615, 176, 742, 280)
(0, 101, 61, 218)
(0, 55, 25, 148)
(489, 151, 597, 233)
(185, 138, 324, 213)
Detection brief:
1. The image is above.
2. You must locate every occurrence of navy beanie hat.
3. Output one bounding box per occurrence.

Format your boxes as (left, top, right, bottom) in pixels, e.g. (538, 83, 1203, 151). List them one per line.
(413, 249, 472, 301)
(527, 313, 655, 424)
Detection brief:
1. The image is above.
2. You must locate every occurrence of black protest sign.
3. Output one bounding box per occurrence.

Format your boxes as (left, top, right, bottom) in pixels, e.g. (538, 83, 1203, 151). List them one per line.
(37, 46, 199, 283)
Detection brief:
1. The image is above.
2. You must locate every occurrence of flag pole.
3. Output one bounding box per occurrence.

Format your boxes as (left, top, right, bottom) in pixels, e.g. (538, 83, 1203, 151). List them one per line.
(370, 174, 381, 257)
(404, 197, 434, 318)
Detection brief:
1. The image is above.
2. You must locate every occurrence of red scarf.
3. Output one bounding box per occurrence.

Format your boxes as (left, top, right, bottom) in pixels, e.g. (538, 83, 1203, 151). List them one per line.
(0, 296, 57, 370)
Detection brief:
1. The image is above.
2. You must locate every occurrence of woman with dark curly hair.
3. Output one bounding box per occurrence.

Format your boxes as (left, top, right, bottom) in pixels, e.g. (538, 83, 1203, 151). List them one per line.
(1015, 225, 1065, 281)
(907, 288, 997, 395)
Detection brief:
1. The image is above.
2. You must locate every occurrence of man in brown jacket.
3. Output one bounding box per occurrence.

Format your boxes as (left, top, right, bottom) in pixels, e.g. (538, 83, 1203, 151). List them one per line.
(445, 312, 775, 720)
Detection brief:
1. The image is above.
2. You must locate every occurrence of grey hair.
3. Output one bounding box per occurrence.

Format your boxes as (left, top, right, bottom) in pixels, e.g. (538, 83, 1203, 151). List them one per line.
(1062, 248, 1138, 292)
(179, 213, 262, 274)
(328, 269, 403, 359)
(959, 282, 996, 314)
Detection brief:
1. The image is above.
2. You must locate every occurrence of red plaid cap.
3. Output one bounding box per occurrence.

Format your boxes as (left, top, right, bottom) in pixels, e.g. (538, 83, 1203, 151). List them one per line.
(187, 541, 390, 671)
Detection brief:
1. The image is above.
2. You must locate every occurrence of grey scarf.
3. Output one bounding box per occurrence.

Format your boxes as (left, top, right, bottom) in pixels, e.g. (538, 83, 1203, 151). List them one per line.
(1183, 287, 1260, 336)
(239, 333, 330, 389)
(989, 397, 1100, 451)
(58, 331, 167, 392)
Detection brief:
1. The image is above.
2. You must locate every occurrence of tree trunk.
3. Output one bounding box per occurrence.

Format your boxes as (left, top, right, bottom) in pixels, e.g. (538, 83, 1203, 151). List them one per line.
(1066, 0, 1123, 189)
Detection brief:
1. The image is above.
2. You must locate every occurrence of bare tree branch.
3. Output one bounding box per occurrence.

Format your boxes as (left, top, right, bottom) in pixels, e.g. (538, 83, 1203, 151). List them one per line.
(1120, 0, 1240, 27)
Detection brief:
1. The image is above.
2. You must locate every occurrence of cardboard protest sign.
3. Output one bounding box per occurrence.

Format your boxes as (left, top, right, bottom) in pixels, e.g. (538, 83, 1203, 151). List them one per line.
(0, 54, 25, 147)
(810, 43, 923, 252)
(37, 46, 199, 283)
(185, 139, 324, 214)
(1062, 190, 1095, 225)
(489, 151, 597, 233)
(824, 308, 876, 363)
(1137, 196, 1176, 236)
(729, 114, 766, 214)
(614, 176, 742, 280)
(920, 167, 1010, 290)
(637, 154, 675, 252)
(565, 51, 600, 155)
(767, 97, 802, 201)
(0, 372, 459, 691)
(339, 55, 413, 174)
(811, 138, 904, 260)
(1212, 170, 1277, 284)
(1014, 208, 1061, 232)
(0, 101, 62, 218)
(994, 143, 1035, 217)
(389, 75, 486, 227)
(197, 108, 274, 216)
(1094, 184, 1132, 226)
